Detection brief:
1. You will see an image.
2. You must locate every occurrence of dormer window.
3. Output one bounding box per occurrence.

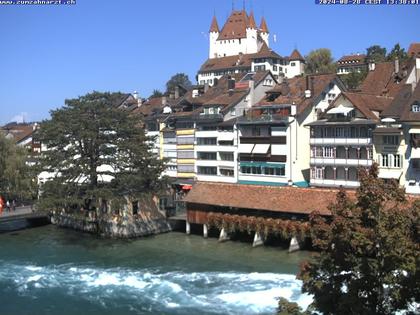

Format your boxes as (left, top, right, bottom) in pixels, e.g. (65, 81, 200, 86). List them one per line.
(412, 103, 420, 112)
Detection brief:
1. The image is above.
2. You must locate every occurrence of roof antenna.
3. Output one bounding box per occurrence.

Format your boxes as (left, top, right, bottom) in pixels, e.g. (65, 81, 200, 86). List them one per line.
(243, 0, 245, 10)
(232, 0, 235, 11)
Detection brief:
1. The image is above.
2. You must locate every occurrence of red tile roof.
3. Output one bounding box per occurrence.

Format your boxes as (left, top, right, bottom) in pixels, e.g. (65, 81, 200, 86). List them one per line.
(338, 92, 393, 120)
(408, 43, 420, 57)
(218, 10, 248, 40)
(183, 182, 358, 216)
(259, 16, 269, 33)
(1, 123, 35, 144)
(209, 15, 219, 33)
(257, 73, 339, 115)
(359, 61, 407, 97)
(289, 49, 305, 61)
(247, 11, 257, 29)
(400, 83, 420, 122)
(337, 54, 367, 65)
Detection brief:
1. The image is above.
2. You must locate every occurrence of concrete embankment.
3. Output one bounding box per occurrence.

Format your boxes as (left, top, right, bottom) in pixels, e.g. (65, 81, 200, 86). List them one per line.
(0, 207, 50, 233)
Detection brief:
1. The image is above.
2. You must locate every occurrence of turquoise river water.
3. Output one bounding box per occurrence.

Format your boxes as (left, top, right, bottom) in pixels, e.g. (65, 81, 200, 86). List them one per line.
(0, 225, 312, 315)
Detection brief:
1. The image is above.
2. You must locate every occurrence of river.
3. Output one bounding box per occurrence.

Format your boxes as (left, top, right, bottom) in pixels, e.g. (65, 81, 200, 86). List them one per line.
(0, 225, 312, 315)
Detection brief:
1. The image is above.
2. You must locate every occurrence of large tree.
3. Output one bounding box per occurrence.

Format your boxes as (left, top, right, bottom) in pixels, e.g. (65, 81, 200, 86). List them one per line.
(305, 48, 336, 74)
(340, 69, 368, 90)
(387, 43, 408, 62)
(366, 45, 387, 63)
(299, 164, 420, 314)
(165, 73, 192, 94)
(0, 133, 36, 201)
(37, 91, 167, 212)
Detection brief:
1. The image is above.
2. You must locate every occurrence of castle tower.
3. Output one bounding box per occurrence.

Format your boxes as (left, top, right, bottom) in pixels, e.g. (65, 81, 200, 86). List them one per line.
(259, 16, 269, 47)
(209, 15, 219, 59)
(245, 11, 258, 54)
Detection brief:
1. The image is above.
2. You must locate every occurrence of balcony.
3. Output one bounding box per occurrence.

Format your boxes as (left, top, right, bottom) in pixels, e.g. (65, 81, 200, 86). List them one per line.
(310, 137, 372, 145)
(240, 136, 286, 144)
(311, 179, 359, 188)
(310, 157, 372, 167)
(237, 114, 289, 125)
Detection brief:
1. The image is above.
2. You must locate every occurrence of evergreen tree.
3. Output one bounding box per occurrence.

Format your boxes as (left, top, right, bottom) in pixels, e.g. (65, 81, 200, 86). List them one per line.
(165, 73, 192, 94)
(37, 91, 167, 212)
(387, 43, 408, 62)
(0, 132, 36, 201)
(150, 89, 164, 98)
(340, 69, 368, 90)
(299, 164, 420, 314)
(366, 45, 387, 63)
(305, 48, 336, 74)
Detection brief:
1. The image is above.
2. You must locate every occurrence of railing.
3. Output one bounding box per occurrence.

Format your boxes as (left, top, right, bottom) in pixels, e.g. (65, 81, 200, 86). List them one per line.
(311, 179, 360, 188)
(310, 138, 372, 145)
(310, 157, 373, 166)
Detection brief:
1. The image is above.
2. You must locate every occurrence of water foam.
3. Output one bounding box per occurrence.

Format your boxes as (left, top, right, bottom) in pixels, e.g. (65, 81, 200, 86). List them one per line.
(0, 261, 312, 314)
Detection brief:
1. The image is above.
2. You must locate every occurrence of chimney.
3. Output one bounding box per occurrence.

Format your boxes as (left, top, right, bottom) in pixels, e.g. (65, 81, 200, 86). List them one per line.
(204, 82, 210, 93)
(248, 80, 255, 108)
(175, 86, 180, 99)
(304, 75, 311, 98)
(368, 61, 376, 71)
(162, 96, 167, 106)
(133, 91, 139, 100)
(394, 57, 400, 74)
(310, 76, 315, 96)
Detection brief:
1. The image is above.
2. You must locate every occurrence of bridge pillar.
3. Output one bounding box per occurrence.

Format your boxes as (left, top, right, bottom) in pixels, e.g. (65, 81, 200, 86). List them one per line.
(186, 221, 191, 235)
(289, 236, 301, 253)
(219, 228, 230, 242)
(252, 231, 265, 247)
(203, 224, 208, 238)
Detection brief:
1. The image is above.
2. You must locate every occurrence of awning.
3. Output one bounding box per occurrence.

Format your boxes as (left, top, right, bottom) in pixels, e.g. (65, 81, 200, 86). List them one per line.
(411, 148, 420, 159)
(271, 144, 286, 156)
(218, 132, 234, 141)
(239, 144, 255, 153)
(327, 105, 354, 115)
(240, 162, 285, 168)
(409, 128, 420, 134)
(378, 169, 402, 179)
(252, 144, 270, 154)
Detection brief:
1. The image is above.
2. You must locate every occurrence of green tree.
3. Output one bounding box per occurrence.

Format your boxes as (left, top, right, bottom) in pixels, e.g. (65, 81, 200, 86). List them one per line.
(0, 133, 36, 201)
(37, 91, 167, 212)
(305, 48, 336, 74)
(165, 73, 192, 94)
(366, 45, 387, 63)
(277, 298, 310, 315)
(387, 43, 408, 62)
(340, 69, 368, 90)
(299, 164, 420, 315)
(150, 89, 163, 98)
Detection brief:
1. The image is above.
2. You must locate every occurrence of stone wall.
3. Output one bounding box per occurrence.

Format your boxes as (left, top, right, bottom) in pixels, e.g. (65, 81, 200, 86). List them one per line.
(51, 213, 171, 238)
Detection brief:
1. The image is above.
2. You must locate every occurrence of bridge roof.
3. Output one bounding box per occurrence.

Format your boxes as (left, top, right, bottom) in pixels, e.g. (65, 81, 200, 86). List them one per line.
(183, 182, 358, 216)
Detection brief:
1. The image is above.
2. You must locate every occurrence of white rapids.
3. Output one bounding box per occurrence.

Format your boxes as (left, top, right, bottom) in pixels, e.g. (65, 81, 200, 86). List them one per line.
(0, 262, 312, 315)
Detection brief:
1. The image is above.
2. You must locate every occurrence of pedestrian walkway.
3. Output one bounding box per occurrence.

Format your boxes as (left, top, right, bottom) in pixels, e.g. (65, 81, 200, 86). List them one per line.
(0, 206, 34, 218)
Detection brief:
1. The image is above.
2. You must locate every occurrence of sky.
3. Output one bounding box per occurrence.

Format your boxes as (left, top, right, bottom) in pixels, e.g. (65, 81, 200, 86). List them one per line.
(0, 0, 419, 124)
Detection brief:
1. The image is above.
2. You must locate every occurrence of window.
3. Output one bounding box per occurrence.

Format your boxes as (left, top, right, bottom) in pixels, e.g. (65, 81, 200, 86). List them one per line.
(381, 154, 389, 167)
(219, 152, 234, 161)
(263, 79, 273, 86)
(220, 168, 234, 177)
(383, 135, 399, 146)
(412, 103, 420, 112)
(178, 164, 194, 173)
(324, 147, 335, 158)
(177, 150, 194, 159)
(312, 167, 324, 179)
(198, 166, 217, 175)
(263, 167, 285, 176)
(394, 154, 401, 168)
(197, 137, 217, 145)
(230, 108, 236, 116)
(273, 65, 278, 71)
(197, 152, 217, 160)
(290, 62, 296, 66)
(177, 136, 194, 145)
(166, 165, 177, 171)
(335, 127, 345, 138)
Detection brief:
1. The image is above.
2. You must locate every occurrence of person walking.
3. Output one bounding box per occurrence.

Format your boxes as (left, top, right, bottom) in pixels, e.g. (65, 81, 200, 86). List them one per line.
(6, 200, 10, 212)
(0, 197, 4, 215)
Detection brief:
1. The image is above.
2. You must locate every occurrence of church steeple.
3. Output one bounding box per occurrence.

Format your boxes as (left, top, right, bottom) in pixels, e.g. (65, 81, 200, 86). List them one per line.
(260, 16, 269, 33)
(209, 15, 219, 33)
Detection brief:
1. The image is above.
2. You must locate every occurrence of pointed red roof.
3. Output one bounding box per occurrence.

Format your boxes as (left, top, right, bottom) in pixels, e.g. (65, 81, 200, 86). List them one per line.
(260, 16, 269, 33)
(218, 10, 248, 40)
(209, 15, 219, 33)
(290, 49, 305, 61)
(247, 11, 257, 29)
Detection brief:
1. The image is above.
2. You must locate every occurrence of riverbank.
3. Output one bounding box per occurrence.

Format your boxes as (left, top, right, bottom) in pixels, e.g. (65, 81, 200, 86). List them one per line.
(0, 225, 312, 315)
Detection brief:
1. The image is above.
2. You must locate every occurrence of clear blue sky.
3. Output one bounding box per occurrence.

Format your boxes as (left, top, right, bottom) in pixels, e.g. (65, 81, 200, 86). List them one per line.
(0, 0, 419, 124)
